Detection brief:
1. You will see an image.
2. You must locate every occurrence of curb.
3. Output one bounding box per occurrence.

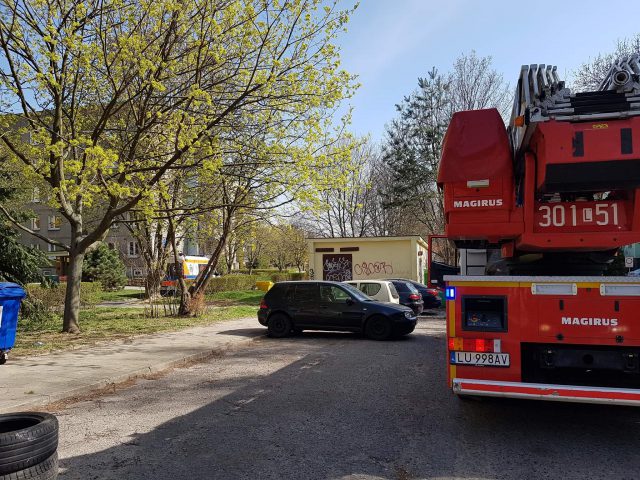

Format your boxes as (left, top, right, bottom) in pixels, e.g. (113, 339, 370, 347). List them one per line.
(2, 335, 260, 413)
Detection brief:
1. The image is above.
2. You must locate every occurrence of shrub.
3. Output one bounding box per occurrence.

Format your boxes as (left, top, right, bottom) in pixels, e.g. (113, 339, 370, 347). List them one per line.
(205, 275, 259, 293)
(289, 272, 308, 281)
(83, 244, 127, 291)
(24, 282, 102, 314)
(186, 292, 207, 317)
(0, 223, 48, 285)
(19, 295, 56, 329)
(270, 272, 308, 283)
(269, 273, 289, 283)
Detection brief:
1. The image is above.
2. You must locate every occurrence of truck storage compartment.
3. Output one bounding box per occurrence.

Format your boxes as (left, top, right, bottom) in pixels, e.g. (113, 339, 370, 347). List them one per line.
(522, 343, 640, 389)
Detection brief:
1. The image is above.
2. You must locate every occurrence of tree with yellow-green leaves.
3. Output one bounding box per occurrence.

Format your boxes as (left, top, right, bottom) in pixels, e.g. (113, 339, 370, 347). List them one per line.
(0, 0, 358, 332)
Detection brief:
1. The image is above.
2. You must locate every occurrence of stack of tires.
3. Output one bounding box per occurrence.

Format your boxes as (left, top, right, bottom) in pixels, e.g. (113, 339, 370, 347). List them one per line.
(0, 413, 58, 479)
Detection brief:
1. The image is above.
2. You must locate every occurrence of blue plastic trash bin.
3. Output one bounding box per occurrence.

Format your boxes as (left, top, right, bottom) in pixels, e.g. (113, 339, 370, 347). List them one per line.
(0, 283, 26, 364)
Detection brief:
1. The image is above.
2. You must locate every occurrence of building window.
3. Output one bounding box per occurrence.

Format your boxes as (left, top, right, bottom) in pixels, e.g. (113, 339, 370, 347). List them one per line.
(32, 187, 40, 203)
(47, 243, 56, 252)
(48, 215, 62, 231)
(31, 217, 40, 231)
(128, 241, 140, 257)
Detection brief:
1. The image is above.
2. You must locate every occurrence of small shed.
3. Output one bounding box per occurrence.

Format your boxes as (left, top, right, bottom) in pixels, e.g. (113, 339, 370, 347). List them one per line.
(307, 236, 428, 283)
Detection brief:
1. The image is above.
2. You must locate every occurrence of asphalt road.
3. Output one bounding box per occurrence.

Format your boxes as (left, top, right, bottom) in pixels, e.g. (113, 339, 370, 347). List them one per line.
(56, 316, 640, 480)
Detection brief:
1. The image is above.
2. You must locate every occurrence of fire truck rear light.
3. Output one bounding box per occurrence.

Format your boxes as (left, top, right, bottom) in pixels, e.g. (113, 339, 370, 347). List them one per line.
(531, 283, 577, 296)
(448, 337, 464, 351)
(449, 337, 495, 353)
(600, 284, 640, 296)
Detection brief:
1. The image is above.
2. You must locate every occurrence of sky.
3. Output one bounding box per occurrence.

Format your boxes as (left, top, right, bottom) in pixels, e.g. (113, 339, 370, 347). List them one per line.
(336, 0, 640, 142)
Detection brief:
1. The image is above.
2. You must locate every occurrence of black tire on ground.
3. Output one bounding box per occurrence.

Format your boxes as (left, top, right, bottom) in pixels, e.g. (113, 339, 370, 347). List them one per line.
(0, 452, 58, 480)
(364, 316, 393, 341)
(267, 314, 292, 338)
(0, 413, 58, 475)
(0, 354, 6, 365)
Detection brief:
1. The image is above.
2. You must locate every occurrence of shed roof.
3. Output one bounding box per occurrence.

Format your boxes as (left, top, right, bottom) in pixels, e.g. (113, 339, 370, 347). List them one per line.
(307, 235, 428, 248)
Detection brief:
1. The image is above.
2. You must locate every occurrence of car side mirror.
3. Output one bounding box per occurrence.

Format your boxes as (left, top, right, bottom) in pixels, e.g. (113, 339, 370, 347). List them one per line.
(346, 298, 354, 306)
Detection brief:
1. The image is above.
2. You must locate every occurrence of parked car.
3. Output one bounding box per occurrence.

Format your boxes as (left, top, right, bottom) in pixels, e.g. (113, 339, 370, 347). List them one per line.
(258, 281, 417, 340)
(343, 280, 400, 304)
(387, 278, 442, 309)
(386, 280, 424, 315)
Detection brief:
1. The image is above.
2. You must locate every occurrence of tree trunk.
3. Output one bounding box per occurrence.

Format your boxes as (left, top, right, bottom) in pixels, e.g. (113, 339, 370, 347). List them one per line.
(178, 276, 191, 315)
(180, 213, 233, 316)
(62, 251, 84, 333)
(145, 266, 163, 300)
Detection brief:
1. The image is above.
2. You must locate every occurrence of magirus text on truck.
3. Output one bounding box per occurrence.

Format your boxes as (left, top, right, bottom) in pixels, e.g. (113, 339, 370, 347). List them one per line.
(435, 55, 640, 405)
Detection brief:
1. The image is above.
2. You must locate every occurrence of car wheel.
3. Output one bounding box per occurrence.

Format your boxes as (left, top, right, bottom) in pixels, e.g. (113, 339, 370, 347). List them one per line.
(365, 316, 393, 341)
(267, 314, 292, 338)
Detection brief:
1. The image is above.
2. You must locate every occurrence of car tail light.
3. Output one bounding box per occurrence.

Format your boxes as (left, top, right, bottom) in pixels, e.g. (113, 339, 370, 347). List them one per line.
(259, 298, 268, 309)
(426, 289, 439, 296)
(408, 294, 420, 300)
(448, 337, 500, 353)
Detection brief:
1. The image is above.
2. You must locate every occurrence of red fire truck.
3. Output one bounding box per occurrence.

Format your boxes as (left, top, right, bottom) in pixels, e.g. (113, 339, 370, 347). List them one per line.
(437, 57, 640, 405)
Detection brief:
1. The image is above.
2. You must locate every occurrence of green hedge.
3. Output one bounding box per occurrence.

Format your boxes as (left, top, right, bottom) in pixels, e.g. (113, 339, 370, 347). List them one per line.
(202, 272, 308, 293)
(25, 282, 103, 312)
(205, 275, 259, 293)
(270, 272, 308, 283)
(232, 269, 276, 275)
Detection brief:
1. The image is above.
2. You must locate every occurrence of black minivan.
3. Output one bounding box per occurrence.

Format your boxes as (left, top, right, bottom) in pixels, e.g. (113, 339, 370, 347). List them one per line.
(258, 281, 417, 340)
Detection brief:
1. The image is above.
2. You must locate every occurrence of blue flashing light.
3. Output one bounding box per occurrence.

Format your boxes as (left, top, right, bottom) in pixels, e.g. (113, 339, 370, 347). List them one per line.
(445, 287, 456, 300)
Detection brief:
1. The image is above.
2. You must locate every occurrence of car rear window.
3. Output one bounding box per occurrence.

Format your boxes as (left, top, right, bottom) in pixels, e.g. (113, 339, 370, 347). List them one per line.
(406, 283, 419, 294)
(393, 281, 411, 292)
(341, 283, 372, 301)
(360, 283, 381, 296)
(388, 283, 399, 298)
(265, 283, 288, 301)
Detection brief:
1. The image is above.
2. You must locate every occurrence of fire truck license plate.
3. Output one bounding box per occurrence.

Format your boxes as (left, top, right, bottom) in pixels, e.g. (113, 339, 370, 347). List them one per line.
(450, 352, 510, 367)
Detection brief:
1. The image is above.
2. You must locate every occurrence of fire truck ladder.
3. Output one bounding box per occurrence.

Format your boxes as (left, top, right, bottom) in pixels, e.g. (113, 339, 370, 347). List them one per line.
(510, 54, 640, 157)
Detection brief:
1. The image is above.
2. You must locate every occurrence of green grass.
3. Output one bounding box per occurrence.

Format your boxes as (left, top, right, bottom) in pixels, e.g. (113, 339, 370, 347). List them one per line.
(98, 288, 145, 303)
(206, 289, 264, 306)
(13, 304, 256, 358)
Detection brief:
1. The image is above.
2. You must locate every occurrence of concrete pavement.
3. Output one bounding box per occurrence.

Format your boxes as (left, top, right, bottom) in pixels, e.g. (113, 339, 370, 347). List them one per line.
(55, 317, 640, 480)
(0, 316, 263, 413)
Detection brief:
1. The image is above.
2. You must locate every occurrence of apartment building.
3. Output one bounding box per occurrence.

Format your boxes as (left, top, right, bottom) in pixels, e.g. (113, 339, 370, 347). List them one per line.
(20, 196, 147, 280)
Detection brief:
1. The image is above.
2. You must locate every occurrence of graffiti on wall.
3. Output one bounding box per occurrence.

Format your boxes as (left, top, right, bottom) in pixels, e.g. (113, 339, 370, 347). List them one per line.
(323, 254, 353, 282)
(353, 261, 393, 277)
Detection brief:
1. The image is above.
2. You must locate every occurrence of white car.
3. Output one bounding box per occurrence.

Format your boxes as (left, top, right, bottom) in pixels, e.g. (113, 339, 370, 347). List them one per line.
(343, 280, 400, 304)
